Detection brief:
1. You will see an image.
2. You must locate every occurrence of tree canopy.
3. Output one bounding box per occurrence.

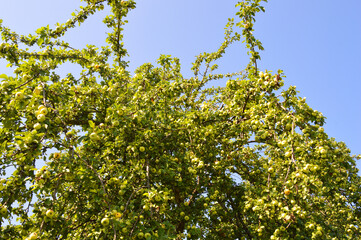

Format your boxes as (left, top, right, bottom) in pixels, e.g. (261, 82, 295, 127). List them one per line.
(0, 0, 360, 239)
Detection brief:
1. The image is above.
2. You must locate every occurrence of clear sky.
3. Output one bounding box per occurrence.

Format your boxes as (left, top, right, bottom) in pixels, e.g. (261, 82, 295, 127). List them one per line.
(1, 0, 360, 170)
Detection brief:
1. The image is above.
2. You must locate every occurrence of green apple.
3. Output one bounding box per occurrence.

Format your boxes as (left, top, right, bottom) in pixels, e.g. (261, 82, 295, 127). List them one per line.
(15, 92, 24, 100)
(35, 169, 43, 177)
(28, 232, 38, 240)
(139, 146, 145, 152)
(1, 81, 9, 88)
(0, 205, 7, 215)
(46, 209, 55, 218)
(89, 132, 100, 141)
(37, 114, 46, 122)
(23, 74, 31, 81)
(144, 233, 151, 238)
(33, 86, 42, 95)
(138, 232, 144, 238)
(39, 107, 48, 115)
(33, 123, 42, 130)
(101, 217, 110, 226)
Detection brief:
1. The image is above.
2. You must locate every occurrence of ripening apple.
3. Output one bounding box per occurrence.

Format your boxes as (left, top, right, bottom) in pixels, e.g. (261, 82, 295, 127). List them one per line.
(53, 152, 61, 159)
(284, 189, 291, 195)
(46, 209, 55, 218)
(101, 217, 110, 226)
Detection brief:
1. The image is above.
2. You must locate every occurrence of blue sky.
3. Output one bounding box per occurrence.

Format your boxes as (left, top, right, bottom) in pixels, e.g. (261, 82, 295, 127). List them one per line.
(1, 0, 360, 170)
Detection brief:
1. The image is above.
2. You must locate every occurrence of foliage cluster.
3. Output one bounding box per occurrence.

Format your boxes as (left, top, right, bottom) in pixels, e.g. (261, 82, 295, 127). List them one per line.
(0, 0, 360, 239)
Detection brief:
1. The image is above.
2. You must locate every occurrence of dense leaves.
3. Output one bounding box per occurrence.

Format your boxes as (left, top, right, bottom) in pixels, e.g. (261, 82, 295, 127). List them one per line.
(1, 0, 360, 239)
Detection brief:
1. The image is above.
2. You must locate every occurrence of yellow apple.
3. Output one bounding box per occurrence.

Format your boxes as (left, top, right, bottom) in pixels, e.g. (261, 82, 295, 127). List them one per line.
(284, 189, 291, 195)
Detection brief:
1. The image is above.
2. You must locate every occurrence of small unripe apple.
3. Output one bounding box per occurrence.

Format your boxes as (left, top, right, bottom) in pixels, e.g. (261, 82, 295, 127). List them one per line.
(114, 212, 121, 218)
(101, 217, 110, 226)
(138, 232, 144, 238)
(139, 146, 145, 152)
(46, 209, 55, 218)
(144, 233, 151, 238)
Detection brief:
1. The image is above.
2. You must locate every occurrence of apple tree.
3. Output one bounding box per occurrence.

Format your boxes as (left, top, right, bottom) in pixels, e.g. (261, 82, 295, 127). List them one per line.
(0, 0, 360, 239)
